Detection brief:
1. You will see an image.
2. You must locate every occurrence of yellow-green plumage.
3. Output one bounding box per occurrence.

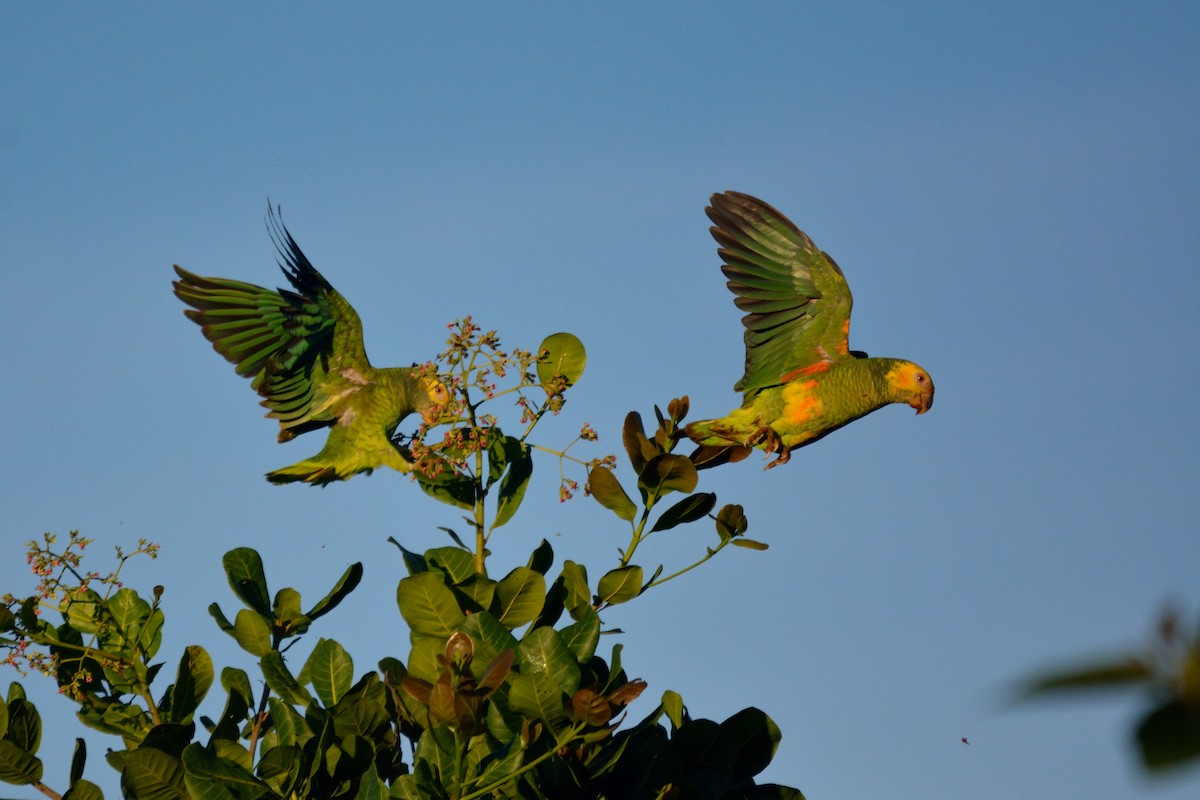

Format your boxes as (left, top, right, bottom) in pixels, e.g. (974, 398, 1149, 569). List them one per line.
(686, 192, 934, 468)
(173, 207, 448, 485)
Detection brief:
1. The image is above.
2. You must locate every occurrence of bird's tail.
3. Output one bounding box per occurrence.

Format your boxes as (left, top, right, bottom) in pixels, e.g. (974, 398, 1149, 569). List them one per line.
(683, 419, 738, 447)
(683, 420, 753, 469)
(266, 458, 365, 487)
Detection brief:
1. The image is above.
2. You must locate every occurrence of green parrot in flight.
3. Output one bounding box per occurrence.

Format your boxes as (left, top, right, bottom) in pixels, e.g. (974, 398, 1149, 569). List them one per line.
(173, 208, 449, 485)
(685, 191, 934, 468)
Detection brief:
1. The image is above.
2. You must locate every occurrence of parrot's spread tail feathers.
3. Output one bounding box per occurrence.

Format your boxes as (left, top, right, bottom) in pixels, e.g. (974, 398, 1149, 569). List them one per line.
(684, 419, 737, 447)
(265, 460, 371, 487)
(265, 437, 416, 486)
(685, 419, 755, 469)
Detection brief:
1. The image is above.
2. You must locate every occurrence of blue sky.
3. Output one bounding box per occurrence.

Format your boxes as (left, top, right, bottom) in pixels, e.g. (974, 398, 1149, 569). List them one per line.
(3, 3, 1198, 797)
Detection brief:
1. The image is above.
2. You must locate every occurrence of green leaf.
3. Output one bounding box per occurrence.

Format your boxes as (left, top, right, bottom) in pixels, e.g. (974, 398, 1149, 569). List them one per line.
(141, 723, 197, 759)
(526, 540, 555, 575)
(425, 548, 477, 585)
(437, 526, 470, 550)
(486, 430, 509, 485)
(452, 575, 496, 613)
(397, 574, 466, 638)
(207, 603, 234, 634)
(533, 575, 566, 630)
(354, 761, 387, 800)
(0, 739, 42, 784)
(304, 639, 354, 707)
(404, 637, 445, 684)
(221, 668, 254, 712)
(560, 608, 600, 664)
(388, 539, 428, 575)
(108, 747, 186, 800)
(211, 739, 252, 773)
(181, 742, 268, 800)
(715, 504, 748, 540)
(78, 700, 153, 742)
(232, 610, 272, 657)
(638, 455, 697, 498)
(560, 561, 591, 617)
(722, 707, 782, 782)
(608, 643, 624, 689)
(507, 673, 568, 728)
(471, 738, 525, 790)
(63, 778, 104, 800)
(537, 332, 586, 387)
(210, 670, 252, 742)
(222, 549, 271, 617)
(254, 745, 303, 797)
(332, 674, 390, 739)
(168, 645, 213, 724)
(109, 589, 158, 656)
(596, 565, 644, 606)
(272, 588, 306, 634)
(494, 568, 546, 630)
(1022, 658, 1153, 697)
(261, 699, 309, 750)
(671, 718, 736, 774)
(622, 412, 658, 474)
(662, 690, 685, 730)
(414, 724, 458, 793)
(493, 439, 533, 530)
(259, 652, 312, 707)
(6, 698, 40, 754)
(70, 736, 86, 786)
(587, 466, 637, 522)
(651, 492, 717, 532)
(1136, 698, 1200, 771)
(416, 470, 477, 511)
(60, 588, 102, 633)
(388, 775, 425, 800)
(517, 628, 581, 695)
(732, 538, 769, 551)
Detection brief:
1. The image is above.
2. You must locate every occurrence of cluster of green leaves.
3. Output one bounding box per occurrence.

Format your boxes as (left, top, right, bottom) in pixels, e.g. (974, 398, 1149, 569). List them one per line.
(586, 397, 766, 600)
(1021, 605, 1200, 773)
(0, 323, 804, 798)
(385, 535, 798, 798)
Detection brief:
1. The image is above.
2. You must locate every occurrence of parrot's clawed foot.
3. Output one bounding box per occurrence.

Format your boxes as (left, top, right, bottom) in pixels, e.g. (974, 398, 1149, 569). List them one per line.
(749, 427, 791, 469)
(764, 443, 791, 469)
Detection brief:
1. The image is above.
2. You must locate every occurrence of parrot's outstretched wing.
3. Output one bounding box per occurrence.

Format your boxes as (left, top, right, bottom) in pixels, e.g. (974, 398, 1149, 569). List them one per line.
(172, 206, 371, 440)
(707, 191, 854, 395)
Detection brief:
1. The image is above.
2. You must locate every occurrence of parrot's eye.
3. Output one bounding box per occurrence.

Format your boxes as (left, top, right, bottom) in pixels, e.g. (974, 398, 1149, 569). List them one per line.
(916, 373, 926, 383)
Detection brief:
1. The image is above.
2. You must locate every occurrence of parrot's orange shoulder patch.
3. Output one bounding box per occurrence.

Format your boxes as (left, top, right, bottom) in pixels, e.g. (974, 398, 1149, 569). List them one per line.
(837, 319, 851, 356)
(782, 379, 824, 425)
(780, 361, 831, 382)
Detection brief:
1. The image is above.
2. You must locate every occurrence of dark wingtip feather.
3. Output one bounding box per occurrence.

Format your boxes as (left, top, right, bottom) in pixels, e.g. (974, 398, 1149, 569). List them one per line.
(706, 191, 805, 241)
(265, 202, 333, 296)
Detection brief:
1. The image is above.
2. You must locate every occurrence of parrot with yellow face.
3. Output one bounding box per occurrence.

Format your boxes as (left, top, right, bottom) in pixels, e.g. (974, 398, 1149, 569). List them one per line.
(685, 191, 934, 468)
(173, 208, 448, 485)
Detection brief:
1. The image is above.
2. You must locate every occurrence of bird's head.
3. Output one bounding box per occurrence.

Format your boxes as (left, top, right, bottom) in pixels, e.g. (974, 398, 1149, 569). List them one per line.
(419, 377, 451, 425)
(884, 361, 934, 415)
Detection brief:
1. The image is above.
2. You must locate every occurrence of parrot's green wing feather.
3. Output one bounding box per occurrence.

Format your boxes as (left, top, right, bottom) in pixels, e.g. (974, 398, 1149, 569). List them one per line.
(707, 191, 854, 395)
(172, 206, 372, 439)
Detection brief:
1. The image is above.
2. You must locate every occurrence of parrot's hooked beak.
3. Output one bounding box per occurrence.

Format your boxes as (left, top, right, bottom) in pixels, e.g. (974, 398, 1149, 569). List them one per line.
(908, 380, 935, 415)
